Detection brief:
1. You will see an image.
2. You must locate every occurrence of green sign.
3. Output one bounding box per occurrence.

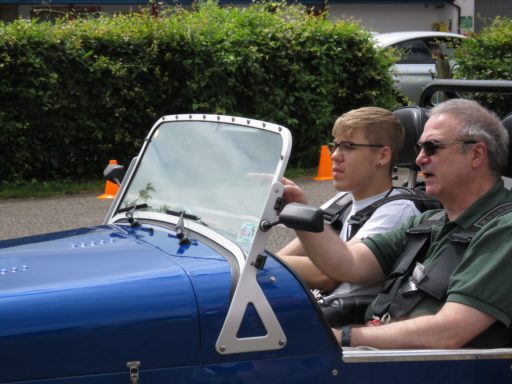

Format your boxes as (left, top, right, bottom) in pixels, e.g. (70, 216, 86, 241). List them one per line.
(460, 16, 473, 29)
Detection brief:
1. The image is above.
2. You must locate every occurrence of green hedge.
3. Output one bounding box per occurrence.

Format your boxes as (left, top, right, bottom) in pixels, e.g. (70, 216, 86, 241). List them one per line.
(454, 17, 512, 117)
(0, 1, 398, 183)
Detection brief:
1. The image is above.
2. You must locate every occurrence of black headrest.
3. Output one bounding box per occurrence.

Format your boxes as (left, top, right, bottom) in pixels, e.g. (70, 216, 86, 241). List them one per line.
(392, 106, 430, 169)
(501, 113, 512, 178)
(392, 108, 512, 177)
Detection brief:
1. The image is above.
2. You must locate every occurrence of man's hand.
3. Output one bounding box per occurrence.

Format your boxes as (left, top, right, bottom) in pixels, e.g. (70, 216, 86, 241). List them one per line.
(338, 302, 496, 349)
(281, 177, 308, 205)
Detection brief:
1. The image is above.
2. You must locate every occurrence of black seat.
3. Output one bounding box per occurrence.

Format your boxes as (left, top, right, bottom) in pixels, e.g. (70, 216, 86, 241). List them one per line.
(501, 112, 512, 179)
(392, 106, 430, 187)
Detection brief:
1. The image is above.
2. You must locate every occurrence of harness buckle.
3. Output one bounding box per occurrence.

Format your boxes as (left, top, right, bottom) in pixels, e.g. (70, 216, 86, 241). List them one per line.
(324, 212, 340, 225)
(448, 232, 473, 244)
(312, 289, 326, 306)
(368, 313, 391, 326)
(406, 262, 426, 292)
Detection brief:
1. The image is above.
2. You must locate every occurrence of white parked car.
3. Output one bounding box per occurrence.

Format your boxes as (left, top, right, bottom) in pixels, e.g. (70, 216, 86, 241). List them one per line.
(374, 31, 466, 104)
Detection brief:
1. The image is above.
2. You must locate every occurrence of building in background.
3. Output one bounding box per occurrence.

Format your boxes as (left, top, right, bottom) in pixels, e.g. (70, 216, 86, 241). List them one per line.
(474, 0, 512, 32)
(326, 0, 470, 34)
(0, 0, 506, 35)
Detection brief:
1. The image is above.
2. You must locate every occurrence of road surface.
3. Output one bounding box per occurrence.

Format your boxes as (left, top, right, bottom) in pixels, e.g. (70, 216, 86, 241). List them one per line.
(0, 178, 337, 253)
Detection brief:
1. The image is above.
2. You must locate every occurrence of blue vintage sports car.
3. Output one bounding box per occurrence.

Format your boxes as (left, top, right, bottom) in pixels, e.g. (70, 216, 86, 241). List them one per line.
(1, 81, 512, 383)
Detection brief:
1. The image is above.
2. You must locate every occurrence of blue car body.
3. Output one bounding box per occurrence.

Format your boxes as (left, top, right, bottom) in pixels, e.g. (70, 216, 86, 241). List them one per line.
(1, 109, 512, 383)
(0, 224, 338, 383)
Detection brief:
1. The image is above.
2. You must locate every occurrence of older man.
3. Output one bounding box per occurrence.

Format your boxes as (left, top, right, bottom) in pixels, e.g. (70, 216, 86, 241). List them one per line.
(283, 99, 512, 349)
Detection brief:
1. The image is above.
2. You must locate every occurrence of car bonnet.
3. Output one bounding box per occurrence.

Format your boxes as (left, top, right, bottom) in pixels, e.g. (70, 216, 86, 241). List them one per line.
(0, 224, 234, 381)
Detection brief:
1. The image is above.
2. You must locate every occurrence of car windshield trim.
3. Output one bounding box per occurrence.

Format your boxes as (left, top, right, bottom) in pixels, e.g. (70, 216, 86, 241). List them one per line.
(106, 114, 292, 355)
(110, 115, 290, 255)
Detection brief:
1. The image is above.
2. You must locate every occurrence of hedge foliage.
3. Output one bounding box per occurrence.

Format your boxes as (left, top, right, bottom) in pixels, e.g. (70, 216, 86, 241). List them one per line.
(0, 1, 398, 183)
(454, 17, 512, 117)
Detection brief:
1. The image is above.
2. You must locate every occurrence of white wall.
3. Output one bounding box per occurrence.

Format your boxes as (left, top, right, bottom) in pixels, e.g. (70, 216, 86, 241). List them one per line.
(457, 0, 475, 17)
(326, 2, 474, 34)
(9, 0, 476, 33)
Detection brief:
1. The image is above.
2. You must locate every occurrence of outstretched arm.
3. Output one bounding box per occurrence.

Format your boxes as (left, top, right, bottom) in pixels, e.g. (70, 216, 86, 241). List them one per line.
(280, 177, 386, 286)
(336, 302, 495, 349)
(278, 236, 339, 290)
(296, 231, 386, 286)
(278, 237, 306, 257)
(279, 253, 339, 291)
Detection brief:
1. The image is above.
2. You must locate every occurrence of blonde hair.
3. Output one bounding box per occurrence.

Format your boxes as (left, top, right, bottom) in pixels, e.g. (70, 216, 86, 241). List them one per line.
(332, 106, 404, 169)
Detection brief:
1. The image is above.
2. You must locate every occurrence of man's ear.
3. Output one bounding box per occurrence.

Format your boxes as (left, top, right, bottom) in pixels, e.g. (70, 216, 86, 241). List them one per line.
(377, 146, 392, 168)
(471, 142, 487, 169)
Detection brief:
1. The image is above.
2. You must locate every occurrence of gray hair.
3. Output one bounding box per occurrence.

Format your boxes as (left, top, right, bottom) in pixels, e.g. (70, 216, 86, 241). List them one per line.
(429, 99, 509, 177)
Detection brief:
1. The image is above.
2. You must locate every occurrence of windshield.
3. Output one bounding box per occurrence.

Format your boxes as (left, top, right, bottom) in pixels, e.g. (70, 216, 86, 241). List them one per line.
(119, 118, 284, 253)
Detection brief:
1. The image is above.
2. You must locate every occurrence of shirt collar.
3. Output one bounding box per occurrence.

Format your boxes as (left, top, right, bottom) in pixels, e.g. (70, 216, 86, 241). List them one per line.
(453, 180, 509, 229)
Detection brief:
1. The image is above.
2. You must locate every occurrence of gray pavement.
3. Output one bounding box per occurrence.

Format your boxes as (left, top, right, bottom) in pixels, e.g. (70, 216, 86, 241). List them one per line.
(0, 178, 336, 252)
(0, 192, 113, 241)
(0, 171, 410, 252)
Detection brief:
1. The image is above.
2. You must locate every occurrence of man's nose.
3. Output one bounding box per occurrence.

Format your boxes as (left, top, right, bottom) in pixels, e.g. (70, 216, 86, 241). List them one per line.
(331, 148, 343, 161)
(416, 150, 429, 167)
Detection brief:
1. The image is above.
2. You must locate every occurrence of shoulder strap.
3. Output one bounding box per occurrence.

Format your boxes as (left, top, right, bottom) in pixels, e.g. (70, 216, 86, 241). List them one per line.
(347, 188, 441, 239)
(373, 200, 512, 320)
(418, 200, 512, 299)
(472, 200, 512, 229)
(393, 211, 445, 274)
(372, 211, 444, 318)
(322, 193, 353, 232)
(323, 187, 442, 238)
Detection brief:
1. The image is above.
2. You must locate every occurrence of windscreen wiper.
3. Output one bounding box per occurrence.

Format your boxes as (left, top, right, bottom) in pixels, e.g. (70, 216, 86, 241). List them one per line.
(117, 203, 149, 214)
(165, 209, 203, 245)
(164, 209, 201, 221)
(117, 203, 150, 227)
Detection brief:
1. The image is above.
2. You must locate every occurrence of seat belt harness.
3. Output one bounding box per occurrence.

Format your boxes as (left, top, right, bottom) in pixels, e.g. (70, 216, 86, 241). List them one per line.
(371, 201, 512, 322)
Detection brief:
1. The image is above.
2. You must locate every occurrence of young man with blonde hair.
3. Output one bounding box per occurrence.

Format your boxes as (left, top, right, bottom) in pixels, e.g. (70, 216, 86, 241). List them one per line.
(278, 106, 420, 325)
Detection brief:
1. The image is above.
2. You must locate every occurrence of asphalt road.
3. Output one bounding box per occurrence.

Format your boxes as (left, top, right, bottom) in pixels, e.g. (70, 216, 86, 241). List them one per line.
(0, 178, 337, 253)
(0, 167, 418, 252)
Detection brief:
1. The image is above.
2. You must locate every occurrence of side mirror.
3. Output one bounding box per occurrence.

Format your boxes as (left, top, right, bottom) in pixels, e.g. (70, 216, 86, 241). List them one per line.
(278, 203, 324, 233)
(103, 164, 126, 185)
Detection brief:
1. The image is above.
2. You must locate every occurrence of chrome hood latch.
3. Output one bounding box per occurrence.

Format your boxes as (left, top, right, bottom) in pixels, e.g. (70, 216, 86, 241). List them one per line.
(127, 361, 141, 384)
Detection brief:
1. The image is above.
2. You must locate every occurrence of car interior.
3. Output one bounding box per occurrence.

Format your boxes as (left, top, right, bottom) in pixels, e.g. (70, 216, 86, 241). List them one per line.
(394, 37, 459, 65)
(392, 106, 430, 188)
(500, 112, 512, 180)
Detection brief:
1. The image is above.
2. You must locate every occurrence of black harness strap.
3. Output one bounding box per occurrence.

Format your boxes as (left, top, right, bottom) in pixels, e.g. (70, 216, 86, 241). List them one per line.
(417, 233, 469, 300)
(372, 200, 512, 321)
(348, 192, 441, 238)
(473, 201, 512, 228)
(372, 212, 444, 319)
(322, 193, 353, 233)
(320, 188, 441, 327)
(323, 187, 442, 240)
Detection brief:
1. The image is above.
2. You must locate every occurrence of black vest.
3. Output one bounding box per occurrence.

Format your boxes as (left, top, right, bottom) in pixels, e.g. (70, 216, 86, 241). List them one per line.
(371, 201, 512, 321)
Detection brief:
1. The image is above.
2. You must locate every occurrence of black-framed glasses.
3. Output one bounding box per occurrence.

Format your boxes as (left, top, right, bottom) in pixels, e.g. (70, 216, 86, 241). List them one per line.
(415, 140, 478, 156)
(328, 141, 384, 154)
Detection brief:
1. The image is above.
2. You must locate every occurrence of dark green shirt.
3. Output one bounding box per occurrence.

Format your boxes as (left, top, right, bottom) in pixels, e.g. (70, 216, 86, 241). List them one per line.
(363, 181, 512, 347)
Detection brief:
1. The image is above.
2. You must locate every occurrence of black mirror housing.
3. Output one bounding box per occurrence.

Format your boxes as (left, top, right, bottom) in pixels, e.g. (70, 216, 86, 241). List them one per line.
(103, 164, 126, 185)
(279, 203, 324, 233)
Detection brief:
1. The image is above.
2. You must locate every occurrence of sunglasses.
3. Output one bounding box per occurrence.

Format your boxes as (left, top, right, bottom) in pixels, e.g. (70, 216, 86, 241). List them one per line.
(328, 141, 384, 154)
(415, 140, 478, 156)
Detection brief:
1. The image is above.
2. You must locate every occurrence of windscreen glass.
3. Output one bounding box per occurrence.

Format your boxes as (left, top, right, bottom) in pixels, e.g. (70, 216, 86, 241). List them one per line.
(120, 120, 283, 252)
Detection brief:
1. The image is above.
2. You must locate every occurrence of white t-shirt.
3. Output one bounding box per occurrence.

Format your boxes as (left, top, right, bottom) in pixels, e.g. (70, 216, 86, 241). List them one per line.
(321, 188, 420, 299)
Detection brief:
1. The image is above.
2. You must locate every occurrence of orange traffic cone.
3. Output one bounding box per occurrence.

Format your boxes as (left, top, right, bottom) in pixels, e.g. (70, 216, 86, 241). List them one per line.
(97, 159, 120, 200)
(313, 145, 333, 181)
